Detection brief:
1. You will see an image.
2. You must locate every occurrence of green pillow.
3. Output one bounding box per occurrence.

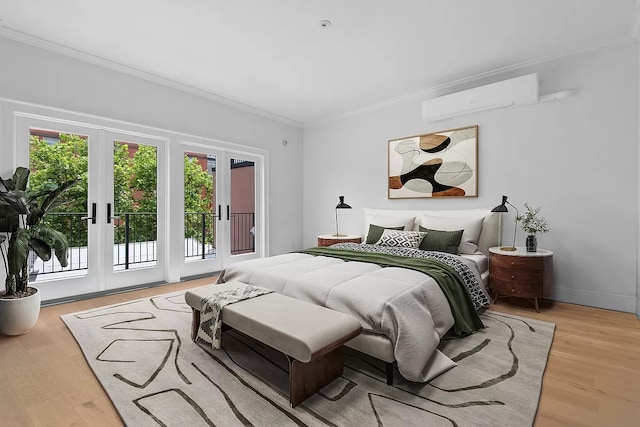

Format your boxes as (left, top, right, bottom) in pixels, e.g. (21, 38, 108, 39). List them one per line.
(418, 226, 463, 254)
(366, 224, 405, 244)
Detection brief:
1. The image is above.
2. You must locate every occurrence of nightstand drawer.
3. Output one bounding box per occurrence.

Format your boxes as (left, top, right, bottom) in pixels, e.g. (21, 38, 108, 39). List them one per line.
(490, 268, 542, 284)
(490, 255, 543, 270)
(490, 278, 544, 298)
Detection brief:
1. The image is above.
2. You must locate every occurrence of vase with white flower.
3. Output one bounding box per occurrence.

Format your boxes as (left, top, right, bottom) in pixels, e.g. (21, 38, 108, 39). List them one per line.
(516, 204, 549, 252)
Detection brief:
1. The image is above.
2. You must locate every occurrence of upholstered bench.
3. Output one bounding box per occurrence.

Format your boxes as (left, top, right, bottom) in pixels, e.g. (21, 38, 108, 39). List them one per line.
(185, 282, 362, 407)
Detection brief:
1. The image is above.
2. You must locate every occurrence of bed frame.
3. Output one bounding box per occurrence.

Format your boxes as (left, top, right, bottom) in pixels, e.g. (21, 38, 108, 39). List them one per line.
(346, 208, 502, 384)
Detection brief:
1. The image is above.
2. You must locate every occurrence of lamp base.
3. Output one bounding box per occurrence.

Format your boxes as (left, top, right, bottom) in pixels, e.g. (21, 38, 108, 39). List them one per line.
(499, 246, 517, 251)
(332, 233, 347, 237)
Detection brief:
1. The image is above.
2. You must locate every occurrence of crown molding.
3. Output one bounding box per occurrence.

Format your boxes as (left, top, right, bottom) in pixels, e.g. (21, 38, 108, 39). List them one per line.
(631, 0, 640, 40)
(1, 96, 270, 157)
(1, 22, 635, 130)
(0, 25, 303, 129)
(307, 35, 635, 127)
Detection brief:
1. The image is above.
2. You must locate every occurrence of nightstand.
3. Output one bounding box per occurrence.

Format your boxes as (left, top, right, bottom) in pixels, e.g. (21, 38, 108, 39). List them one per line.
(489, 247, 553, 312)
(317, 234, 362, 247)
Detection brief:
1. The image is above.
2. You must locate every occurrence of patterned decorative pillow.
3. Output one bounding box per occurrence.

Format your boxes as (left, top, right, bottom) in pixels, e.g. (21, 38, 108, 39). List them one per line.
(375, 229, 426, 249)
(365, 224, 405, 244)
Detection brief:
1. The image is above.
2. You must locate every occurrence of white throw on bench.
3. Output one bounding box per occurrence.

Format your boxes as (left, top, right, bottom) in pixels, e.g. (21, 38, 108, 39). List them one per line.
(185, 281, 362, 407)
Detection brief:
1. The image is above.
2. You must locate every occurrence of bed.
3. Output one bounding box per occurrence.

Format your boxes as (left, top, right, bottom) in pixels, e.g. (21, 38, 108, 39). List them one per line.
(216, 208, 501, 383)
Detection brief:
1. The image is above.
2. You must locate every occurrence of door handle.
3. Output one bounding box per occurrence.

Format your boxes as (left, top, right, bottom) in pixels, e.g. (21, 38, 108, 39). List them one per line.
(107, 203, 121, 222)
(227, 205, 230, 221)
(218, 204, 221, 221)
(81, 203, 97, 224)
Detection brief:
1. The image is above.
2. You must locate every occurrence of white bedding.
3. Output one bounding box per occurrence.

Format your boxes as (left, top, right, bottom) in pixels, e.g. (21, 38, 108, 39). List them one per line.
(217, 250, 485, 382)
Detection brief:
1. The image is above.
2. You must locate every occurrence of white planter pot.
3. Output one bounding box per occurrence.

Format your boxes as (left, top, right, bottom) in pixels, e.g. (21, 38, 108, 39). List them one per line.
(0, 287, 41, 335)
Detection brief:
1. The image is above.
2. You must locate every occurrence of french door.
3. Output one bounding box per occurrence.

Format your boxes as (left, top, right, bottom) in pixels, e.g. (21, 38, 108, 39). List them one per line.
(17, 116, 166, 300)
(179, 145, 262, 278)
(12, 111, 265, 301)
(103, 130, 166, 289)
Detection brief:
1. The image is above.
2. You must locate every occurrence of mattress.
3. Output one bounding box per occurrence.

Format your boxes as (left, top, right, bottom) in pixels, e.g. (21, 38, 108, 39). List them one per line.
(460, 252, 489, 276)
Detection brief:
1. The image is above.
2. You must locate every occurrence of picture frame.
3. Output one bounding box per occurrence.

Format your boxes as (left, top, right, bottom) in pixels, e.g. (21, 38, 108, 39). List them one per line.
(388, 125, 478, 199)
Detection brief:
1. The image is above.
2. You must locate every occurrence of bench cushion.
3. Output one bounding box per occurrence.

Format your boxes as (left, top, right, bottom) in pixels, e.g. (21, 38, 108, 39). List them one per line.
(185, 282, 362, 363)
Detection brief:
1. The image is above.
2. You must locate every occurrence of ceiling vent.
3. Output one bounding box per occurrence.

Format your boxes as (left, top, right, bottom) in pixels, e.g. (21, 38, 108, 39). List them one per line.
(422, 73, 540, 122)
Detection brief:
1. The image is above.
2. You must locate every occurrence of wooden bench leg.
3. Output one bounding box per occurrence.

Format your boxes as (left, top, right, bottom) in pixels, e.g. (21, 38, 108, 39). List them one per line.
(288, 346, 343, 407)
(191, 309, 200, 342)
(386, 362, 394, 385)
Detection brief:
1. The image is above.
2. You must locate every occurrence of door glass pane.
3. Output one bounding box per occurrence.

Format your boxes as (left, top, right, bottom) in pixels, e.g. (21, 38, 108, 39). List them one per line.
(184, 152, 216, 262)
(28, 129, 88, 281)
(113, 141, 157, 271)
(230, 157, 255, 255)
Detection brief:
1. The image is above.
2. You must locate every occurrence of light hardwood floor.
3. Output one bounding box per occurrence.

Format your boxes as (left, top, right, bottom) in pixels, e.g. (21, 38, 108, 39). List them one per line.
(0, 280, 638, 426)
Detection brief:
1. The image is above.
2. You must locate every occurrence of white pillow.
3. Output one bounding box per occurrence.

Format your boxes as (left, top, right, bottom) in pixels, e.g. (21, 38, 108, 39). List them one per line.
(363, 211, 415, 242)
(375, 230, 426, 249)
(420, 214, 484, 254)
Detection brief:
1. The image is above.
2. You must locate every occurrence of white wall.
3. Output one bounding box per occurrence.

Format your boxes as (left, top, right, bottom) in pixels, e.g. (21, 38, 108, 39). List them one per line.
(0, 37, 304, 258)
(303, 44, 639, 313)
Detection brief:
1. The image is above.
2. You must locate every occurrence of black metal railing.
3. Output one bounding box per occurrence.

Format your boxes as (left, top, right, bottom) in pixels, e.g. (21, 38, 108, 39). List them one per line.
(113, 212, 158, 270)
(184, 212, 217, 260)
(184, 211, 255, 259)
(31, 210, 256, 278)
(230, 212, 255, 254)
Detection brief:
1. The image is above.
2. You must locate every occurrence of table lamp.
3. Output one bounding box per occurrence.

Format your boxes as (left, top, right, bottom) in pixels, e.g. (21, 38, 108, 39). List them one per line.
(334, 196, 352, 237)
(491, 195, 519, 251)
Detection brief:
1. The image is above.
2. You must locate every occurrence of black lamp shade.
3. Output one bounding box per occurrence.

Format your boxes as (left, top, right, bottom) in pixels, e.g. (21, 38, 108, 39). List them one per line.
(336, 195, 351, 209)
(491, 195, 509, 212)
(490, 195, 518, 251)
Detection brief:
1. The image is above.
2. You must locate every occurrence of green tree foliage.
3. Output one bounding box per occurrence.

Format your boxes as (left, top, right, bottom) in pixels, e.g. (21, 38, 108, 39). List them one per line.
(113, 143, 134, 215)
(122, 144, 158, 243)
(29, 134, 89, 247)
(184, 156, 214, 245)
(28, 135, 215, 250)
(130, 145, 158, 214)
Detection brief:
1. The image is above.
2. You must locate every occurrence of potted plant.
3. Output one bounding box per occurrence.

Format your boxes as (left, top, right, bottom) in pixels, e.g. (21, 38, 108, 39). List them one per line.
(516, 203, 549, 252)
(0, 166, 77, 335)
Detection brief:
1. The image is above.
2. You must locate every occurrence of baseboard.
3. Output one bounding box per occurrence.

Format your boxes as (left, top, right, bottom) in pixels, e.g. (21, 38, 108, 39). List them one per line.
(180, 271, 220, 282)
(552, 286, 636, 313)
(40, 273, 220, 307)
(41, 280, 167, 307)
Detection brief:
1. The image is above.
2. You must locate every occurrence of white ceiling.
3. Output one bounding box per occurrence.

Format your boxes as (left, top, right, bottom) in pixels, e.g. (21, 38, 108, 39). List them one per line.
(1, 0, 639, 125)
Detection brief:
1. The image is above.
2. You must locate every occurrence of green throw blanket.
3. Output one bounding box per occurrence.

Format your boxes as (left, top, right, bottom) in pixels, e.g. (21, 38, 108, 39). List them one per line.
(299, 247, 484, 337)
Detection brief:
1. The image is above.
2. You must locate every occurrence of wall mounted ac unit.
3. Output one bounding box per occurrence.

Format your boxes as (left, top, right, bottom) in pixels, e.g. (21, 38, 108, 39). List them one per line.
(422, 73, 540, 122)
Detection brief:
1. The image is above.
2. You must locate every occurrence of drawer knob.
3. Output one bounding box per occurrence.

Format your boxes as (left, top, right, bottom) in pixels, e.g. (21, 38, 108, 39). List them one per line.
(510, 262, 515, 266)
(511, 275, 516, 279)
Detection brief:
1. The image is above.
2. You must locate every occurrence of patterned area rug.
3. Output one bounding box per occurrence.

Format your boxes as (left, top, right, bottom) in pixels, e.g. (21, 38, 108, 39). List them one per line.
(61, 290, 555, 427)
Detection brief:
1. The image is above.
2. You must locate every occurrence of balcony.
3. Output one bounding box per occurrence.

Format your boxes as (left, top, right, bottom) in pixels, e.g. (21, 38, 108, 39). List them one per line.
(30, 211, 255, 281)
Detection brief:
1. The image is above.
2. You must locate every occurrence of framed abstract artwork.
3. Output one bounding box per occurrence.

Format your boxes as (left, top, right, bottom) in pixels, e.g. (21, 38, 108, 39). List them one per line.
(388, 125, 478, 199)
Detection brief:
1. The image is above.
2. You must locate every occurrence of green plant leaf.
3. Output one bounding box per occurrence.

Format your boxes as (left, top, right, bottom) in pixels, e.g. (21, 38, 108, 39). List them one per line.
(39, 179, 79, 214)
(29, 236, 52, 262)
(0, 190, 28, 214)
(26, 205, 44, 226)
(25, 187, 55, 202)
(0, 176, 15, 191)
(7, 229, 31, 275)
(13, 167, 30, 192)
(34, 226, 69, 267)
(0, 204, 20, 232)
